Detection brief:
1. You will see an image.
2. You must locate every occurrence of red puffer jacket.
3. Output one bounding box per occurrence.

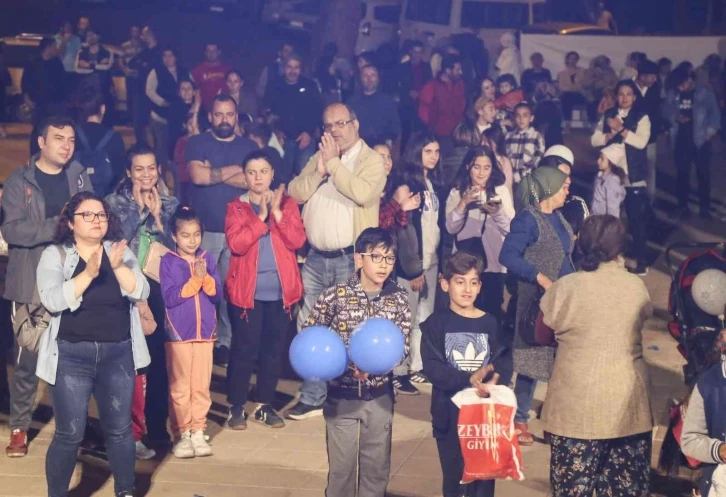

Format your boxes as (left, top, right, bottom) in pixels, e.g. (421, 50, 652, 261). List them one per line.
(225, 193, 306, 311)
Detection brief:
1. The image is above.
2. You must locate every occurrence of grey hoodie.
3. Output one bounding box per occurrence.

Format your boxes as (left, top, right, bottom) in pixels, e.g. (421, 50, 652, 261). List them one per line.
(0, 155, 92, 304)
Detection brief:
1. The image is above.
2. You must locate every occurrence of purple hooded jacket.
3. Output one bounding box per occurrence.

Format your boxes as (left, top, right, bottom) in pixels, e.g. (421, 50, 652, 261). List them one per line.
(160, 250, 222, 342)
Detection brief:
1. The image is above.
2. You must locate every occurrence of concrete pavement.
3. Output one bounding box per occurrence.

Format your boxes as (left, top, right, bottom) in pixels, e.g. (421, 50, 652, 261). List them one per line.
(0, 124, 724, 496)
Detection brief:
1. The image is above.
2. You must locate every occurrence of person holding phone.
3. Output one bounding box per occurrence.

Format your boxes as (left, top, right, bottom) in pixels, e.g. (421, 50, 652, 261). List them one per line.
(445, 146, 514, 320)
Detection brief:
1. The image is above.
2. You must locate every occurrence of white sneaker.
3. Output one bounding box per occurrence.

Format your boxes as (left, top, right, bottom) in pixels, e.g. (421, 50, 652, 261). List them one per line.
(190, 430, 212, 457)
(134, 440, 156, 460)
(172, 431, 195, 459)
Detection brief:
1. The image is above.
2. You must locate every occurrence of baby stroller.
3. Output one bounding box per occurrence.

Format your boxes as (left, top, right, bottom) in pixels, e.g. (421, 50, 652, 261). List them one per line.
(659, 242, 726, 479)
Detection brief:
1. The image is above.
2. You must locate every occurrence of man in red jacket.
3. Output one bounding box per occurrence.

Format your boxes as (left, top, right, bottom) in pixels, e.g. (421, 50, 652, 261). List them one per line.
(418, 54, 466, 152)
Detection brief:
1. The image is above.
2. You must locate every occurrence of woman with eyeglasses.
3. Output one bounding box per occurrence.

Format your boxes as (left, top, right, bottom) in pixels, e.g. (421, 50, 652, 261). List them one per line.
(36, 191, 150, 497)
(106, 144, 179, 452)
(224, 149, 306, 429)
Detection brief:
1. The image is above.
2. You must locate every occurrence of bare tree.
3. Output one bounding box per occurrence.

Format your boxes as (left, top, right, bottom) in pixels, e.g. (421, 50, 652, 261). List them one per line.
(311, 0, 364, 63)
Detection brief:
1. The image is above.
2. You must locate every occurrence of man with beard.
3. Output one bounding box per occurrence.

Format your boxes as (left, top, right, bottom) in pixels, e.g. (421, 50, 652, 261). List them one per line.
(186, 94, 256, 366)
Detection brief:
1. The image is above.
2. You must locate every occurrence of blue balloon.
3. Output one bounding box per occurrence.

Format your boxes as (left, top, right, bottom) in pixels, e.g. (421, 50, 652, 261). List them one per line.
(289, 326, 348, 381)
(349, 318, 405, 375)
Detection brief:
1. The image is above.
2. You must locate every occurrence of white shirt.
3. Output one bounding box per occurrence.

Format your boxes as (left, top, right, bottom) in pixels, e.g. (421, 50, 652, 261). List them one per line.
(302, 140, 363, 251)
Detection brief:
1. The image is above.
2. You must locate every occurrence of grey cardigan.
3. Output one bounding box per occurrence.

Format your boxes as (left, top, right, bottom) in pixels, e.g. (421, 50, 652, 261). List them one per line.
(0, 156, 92, 304)
(35, 241, 151, 385)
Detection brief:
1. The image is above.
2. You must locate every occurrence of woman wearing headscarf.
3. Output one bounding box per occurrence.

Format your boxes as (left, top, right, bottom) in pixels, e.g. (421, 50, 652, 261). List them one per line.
(499, 166, 574, 446)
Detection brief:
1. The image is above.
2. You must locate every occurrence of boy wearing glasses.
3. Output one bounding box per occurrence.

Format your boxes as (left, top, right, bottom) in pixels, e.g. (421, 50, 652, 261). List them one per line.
(303, 227, 411, 497)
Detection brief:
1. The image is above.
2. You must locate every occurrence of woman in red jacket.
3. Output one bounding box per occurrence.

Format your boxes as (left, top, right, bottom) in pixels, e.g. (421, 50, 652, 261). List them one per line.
(224, 149, 306, 430)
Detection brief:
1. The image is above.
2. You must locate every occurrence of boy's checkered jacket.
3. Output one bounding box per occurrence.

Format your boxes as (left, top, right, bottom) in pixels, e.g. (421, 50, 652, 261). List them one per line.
(504, 127, 545, 183)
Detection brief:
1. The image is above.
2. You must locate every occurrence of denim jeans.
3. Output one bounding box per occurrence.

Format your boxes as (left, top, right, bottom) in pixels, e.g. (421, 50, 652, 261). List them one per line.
(395, 264, 438, 375)
(513, 374, 537, 424)
(297, 249, 355, 407)
(47, 339, 135, 497)
(283, 138, 316, 176)
(202, 232, 232, 348)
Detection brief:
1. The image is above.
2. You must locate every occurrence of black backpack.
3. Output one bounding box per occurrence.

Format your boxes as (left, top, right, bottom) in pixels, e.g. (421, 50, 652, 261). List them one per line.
(74, 127, 115, 197)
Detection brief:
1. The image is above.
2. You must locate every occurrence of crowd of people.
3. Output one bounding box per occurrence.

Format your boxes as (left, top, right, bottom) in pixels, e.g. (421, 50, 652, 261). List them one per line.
(0, 14, 725, 497)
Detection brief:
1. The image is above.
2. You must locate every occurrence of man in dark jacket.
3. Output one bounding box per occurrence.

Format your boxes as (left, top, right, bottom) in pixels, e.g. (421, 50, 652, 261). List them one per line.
(397, 41, 432, 146)
(634, 60, 662, 204)
(347, 65, 401, 145)
(22, 38, 66, 156)
(128, 25, 162, 146)
(263, 53, 322, 174)
(2, 116, 93, 458)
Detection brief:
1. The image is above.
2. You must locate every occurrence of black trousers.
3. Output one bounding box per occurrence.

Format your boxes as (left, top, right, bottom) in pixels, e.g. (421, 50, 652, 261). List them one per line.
(227, 301, 291, 407)
(675, 138, 712, 214)
(436, 427, 495, 497)
(144, 280, 169, 442)
(476, 272, 505, 324)
(624, 187, 649, 267)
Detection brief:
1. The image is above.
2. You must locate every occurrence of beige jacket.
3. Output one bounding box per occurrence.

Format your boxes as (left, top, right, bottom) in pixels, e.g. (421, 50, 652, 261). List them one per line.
(288, 141, 386, 242)
(540, 260, 654, 440)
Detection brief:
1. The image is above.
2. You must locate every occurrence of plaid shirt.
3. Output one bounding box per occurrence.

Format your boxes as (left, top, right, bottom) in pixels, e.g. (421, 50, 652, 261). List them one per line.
(379, 197, 407, 232)
(504, 127, 545, 183)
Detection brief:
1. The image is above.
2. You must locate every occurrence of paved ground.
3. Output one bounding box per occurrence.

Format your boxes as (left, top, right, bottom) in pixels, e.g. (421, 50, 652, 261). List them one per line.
(0, 124, 724, 496)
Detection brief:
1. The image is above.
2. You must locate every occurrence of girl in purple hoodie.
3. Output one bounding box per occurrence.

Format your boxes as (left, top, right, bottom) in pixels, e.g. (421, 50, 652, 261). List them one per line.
(160, 207, 222, 460)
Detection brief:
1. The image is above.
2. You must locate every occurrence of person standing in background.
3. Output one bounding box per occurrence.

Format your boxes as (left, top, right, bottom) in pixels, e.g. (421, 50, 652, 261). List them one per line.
(55, 21, 82, 79)
(128, 25, 162, 147)
(256, 41, 294, 102)
(347, 65, 401, 146)
(192, 43, 232, 113)
(23, 38, 66, 156)
(418, 55, 466, 155)
(118, 25, 143, 136)
(521, 52, 552, 101)
(634, 60, 662, 205)
(74, 30, 114, 123)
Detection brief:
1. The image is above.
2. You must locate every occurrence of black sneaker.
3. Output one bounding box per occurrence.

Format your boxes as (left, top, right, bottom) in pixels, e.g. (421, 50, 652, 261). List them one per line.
(285, 401, 323, 420)
(226, 406, 248, 430)
(254, 405, 285, 428)
(628, 264, 648, 276)
(214, 345, 230, 367)
(393, 375, 420, 395)
(409, 371, 430, 384)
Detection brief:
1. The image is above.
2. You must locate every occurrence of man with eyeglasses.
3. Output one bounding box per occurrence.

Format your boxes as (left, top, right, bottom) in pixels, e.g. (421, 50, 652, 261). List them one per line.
(286, 103, 386, 420)
(1, 116, 93, 457)
(263, 53, 322, 175)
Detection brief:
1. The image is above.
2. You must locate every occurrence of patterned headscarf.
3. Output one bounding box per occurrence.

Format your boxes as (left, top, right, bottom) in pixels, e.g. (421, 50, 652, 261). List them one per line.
(514, 167, 569, 212)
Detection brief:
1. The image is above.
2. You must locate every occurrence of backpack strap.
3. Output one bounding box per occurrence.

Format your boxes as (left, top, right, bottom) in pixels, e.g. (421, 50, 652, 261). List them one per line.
(75, 127, 91, 152)
(95, 129, 115, 152)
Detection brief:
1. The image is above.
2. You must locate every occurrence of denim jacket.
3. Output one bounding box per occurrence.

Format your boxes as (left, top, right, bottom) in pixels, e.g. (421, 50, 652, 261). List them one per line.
(105, 189, 179, 256)
(663, 85, 721, 149)
(35, 241, 151, 385)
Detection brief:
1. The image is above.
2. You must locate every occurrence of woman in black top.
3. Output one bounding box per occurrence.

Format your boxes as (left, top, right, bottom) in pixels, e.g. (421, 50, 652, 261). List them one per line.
(37, 191, 150, 497)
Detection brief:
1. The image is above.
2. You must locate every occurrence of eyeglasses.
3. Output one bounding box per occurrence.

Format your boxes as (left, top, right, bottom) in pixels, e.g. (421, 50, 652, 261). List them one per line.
(322, 119, 355, 133)
(360, 253, 396, 265)
(75, 211, 109, 222)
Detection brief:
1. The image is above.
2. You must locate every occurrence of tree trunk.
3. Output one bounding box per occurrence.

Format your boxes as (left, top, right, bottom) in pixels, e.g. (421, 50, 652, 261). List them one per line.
(311, 0, 363, 63)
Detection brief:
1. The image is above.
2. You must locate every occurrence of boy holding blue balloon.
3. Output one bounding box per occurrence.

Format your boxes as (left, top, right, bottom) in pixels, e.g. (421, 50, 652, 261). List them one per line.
(421, 252, 513, 497)
(303, 227, 411, 497)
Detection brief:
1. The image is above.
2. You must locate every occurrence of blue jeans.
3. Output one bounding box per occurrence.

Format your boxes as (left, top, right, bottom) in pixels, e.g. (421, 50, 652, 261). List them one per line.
(514, 374, 537, 424)
(283, 138, 316, 176)
(297, 250, 355, 407)
(47, 339, 135, 497)
(202, 232, 232, 348)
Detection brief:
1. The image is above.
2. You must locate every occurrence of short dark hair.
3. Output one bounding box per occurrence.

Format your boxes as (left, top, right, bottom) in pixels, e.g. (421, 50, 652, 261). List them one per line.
(496, 73, 517, 89)
(161, 45, 178, 58)
(670, 67, 694, 89)
(578, 214, 626, 272)
(54, 192, 123, 247)
(638, 59, 658, 77)
(443, 252, 484, 281)
(513, 102, 533, 114)
(247, 123, 273, 144)
(126, 144, 157, 171)
(225, 69, 243, 81)
(361, 64, 379, 75)
(658, 57, 672, 68)
(354, 227, 397, 256)
(565, 51, 580, 61)
(40, 116, 75, 139)
(170, 205, 203, 234)
(441, 54, 460, 73)
(451, 121, 480, 148)
(410, 40, 424, 50)
(40, 37, 56, 53)
(284, 52, 304, 66)
(242, 149, 276, 170)
(76, 92, 104, 122)
(211, 93, 237, 109)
